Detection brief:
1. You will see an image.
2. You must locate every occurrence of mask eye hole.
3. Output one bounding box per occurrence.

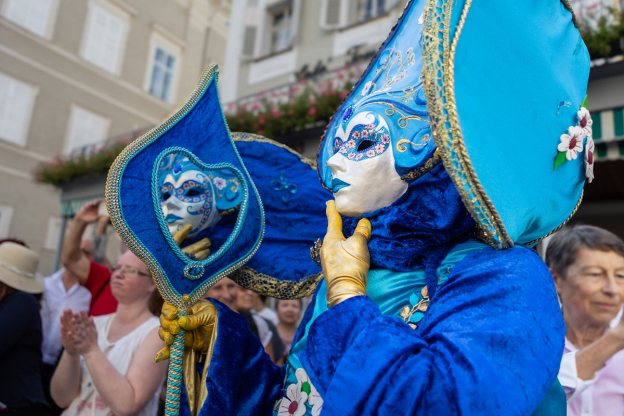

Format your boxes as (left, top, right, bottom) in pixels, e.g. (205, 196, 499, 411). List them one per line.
(162, 192, 171, 201)
(186, 189, 201, 197)
(357, 140, 375, 152)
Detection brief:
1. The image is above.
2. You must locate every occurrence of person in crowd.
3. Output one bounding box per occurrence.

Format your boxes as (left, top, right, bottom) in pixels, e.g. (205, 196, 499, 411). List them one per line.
(236, 285, 276, 361)
(274, 298, 302, 365)
(0, 241, 50, 415)
(62, 200, 117, 316)
(548, 225, 624, 415)
(251, 293, 278, 326)
(203, 276, 238, 310)
(40, 240, 93, 416)
(50, 250, 167, 416)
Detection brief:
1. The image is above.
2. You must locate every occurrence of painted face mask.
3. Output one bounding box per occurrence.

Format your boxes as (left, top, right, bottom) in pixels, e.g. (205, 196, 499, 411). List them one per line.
(318, 0, 436, 218)
(158, 153, 243, 239)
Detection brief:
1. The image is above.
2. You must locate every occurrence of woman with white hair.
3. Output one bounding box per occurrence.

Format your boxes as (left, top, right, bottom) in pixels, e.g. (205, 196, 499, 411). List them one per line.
(0, 241, 49, 416)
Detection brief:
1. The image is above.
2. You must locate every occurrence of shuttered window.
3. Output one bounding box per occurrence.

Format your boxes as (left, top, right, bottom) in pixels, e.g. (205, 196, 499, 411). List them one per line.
(242, 26, 257, 56)
(148, 47, 176, 102)
(0, 73, 36, 145)
(4, 0, 54, 37)
(591, 108, 624, 161)
(65, 106, 109, 152)
(325, 0, 342, 26)
(82, 5, 126, 73)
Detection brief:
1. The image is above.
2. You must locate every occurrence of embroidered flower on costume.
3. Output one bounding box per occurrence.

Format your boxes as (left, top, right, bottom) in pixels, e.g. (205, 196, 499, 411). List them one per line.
(381, 134, 390, 144)
(213, 177, 227, 190)
(295, 368, 323, 416)
(375, 143, 385, 154)
(585, 136, 595, 183)
(577, 108, 593, 137)
(366, 149, 376, 158)
(361, 81, 373, 96)
(278, 384, 308, 416)
(348, 153, 355, 160)
(355, 153, 364, 160)
(557, 126, 585, 161)
(346, 139, 356, 149)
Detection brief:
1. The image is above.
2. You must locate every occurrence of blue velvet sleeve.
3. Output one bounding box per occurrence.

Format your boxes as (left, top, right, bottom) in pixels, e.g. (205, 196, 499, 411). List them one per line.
(298, 246, 565, 416)
(199, 300, 285, 416)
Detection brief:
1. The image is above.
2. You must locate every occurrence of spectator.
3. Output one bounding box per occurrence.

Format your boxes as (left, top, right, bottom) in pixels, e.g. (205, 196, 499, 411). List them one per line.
(40, 242, 92, 415)
(252, 294, 278, 326)
(203, 276, 238, 310)
(274, 299, 302, 365)
(236, 286, 276, 361)
(62, 201, 117, 316)
(50, 250, 167, 416)
(0, 242, 49, 415)
(548, 225, 624, 416)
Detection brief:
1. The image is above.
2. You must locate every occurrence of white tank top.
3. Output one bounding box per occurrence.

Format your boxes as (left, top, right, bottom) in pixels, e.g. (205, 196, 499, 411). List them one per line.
(62, 313, 161, 416)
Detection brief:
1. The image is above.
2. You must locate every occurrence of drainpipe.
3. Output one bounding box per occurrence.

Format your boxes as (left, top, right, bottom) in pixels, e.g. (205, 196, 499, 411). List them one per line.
(52, 216, 68, 272)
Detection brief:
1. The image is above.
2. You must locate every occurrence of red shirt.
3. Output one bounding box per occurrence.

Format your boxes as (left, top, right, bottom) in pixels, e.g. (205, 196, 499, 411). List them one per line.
(83, 261, 117, 316)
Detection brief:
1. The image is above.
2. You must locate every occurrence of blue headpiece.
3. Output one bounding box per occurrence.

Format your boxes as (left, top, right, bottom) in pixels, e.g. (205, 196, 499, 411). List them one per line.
(319, 0, 591, 250)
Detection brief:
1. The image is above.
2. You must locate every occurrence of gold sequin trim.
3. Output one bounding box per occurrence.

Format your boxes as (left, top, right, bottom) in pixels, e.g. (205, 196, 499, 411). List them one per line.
(400, 148, 441, 182)
(230, 266, 323, 300)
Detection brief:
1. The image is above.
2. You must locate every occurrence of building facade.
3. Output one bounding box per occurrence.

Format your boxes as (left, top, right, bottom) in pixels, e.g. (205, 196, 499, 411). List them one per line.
(0, 0, 230, 274)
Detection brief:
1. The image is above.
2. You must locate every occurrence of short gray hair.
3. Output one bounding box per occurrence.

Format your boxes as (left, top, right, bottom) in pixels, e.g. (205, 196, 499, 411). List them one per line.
(545, 225, 624, 278)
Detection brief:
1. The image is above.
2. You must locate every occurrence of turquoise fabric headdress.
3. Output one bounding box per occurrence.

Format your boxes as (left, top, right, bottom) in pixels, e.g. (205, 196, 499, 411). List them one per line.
(318, 0, 591, 249)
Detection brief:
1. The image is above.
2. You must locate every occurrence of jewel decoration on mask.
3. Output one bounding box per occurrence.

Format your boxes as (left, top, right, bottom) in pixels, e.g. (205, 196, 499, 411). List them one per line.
(332, 118, 391, 162)
(554, 96, 593, 177)
(270, 171, 298, 203)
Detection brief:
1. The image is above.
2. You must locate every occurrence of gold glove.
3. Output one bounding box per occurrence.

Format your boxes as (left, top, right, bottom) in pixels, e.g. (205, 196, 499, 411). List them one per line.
(155, 299, 218, 362)
(321, 200, 372, 308)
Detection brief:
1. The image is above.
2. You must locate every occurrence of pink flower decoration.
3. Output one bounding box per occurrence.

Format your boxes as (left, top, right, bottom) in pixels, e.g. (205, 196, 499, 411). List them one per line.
(339, 147, 347, 154)
(375, 143, 385, 154)
(362, 130, 368, 138)
(557, 126, 585, 160)
(348, 153, 355, 160)
(366, 149, 375, 158)
(366, 124, 375, 129)
(585, 136, 595, 183)
(381, 134, 390, 144)
(352, 131, 360, 139)
(355, 153, 364, 160)
(346, 139, 356, 149)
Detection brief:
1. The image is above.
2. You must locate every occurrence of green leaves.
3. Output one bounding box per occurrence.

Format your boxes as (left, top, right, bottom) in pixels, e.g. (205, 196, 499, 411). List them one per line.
(554, 151, 567, 170)
(581, 95, 588, 109)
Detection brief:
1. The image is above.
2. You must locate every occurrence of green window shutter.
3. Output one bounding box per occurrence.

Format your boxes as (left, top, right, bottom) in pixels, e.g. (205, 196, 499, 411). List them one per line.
(591, 110, 602, 140)
(619, 140, 624, 157)
(613, 108, 624, 138)
(596, 142, 608, 159)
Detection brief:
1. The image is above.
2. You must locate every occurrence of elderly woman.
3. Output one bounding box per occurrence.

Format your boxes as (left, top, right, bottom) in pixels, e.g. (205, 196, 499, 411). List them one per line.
(50, 251, 168, 416)
(547, 225, 624, 416)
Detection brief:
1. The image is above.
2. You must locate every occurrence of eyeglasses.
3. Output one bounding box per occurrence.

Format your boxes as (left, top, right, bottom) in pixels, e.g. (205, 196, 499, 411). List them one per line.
(112, 266, 150, 278)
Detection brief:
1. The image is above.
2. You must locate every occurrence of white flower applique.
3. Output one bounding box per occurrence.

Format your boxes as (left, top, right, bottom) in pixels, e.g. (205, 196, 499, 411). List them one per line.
(577, 107, 593, 137)
(295, 368, 323, 416)
(554, 96, 595, 183)
(558, 126, 585, 161)
(212, 176, 227, 190)
(585, 136, 595, 183)
(278, 384, 307, 416)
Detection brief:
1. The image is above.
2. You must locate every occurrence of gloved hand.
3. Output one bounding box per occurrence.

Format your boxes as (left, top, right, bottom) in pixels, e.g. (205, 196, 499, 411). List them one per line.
(155, 299, 218, 362)
(321, 200, 372, 308)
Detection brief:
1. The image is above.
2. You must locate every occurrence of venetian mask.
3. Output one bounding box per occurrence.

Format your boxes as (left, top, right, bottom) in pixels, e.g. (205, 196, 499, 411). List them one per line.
(318, 0, 436, 218)
(158, 153, 243, 239)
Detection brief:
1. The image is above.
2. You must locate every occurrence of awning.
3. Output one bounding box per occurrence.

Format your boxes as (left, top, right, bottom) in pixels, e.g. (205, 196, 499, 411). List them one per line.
(592, 107, 624, 161)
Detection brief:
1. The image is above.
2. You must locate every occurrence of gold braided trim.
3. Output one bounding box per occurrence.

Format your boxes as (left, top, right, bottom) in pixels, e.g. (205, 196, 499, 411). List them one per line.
(560, 0, 579, 28)
(422, 0, 513, 250)
(231, 132, 317, 170)
(231, 266, 323, 300)
(400, 148, 441, 182)
(525, 190, 584, 247)
(105, 65, 264, 311)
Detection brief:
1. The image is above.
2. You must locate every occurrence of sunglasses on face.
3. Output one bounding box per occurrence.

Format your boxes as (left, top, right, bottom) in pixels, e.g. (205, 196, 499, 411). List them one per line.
(112, 266, 150, 278)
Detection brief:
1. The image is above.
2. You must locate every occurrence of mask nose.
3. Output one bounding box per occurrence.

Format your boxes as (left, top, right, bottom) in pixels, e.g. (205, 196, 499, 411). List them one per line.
(165, 195, 183, 213)
(327, 153, 348, 177)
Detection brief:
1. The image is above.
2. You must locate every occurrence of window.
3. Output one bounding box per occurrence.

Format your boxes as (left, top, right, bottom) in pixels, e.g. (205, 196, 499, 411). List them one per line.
(65, 106, 109, 153)
(3, 0, 55, 37)
(148, 48, 176, 102)
(242, 26, 258, 57)
(82, 4, 128, 73)
(0, 73, 37, 146)
(269, 5, 293, 54)
(0, 205, 14, 239)
(354, 0, 386, 23)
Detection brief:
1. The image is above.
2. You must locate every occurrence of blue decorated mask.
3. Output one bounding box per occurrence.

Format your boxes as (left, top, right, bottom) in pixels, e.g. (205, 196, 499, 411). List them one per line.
(158, 153, 243, 239)
(318, 0, 436, 218)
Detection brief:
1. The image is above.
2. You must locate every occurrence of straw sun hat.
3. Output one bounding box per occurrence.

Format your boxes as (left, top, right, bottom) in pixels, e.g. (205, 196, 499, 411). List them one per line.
(0, 242, 44, 294)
